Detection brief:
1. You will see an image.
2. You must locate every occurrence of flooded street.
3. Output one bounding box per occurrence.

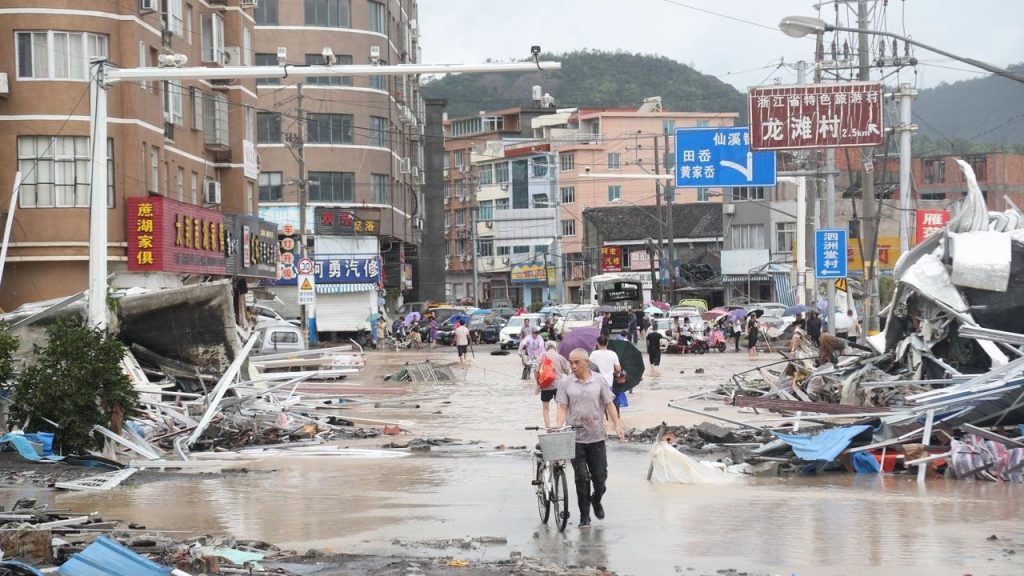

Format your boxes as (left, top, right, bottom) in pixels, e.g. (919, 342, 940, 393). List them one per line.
(30, 349, 1024, 575)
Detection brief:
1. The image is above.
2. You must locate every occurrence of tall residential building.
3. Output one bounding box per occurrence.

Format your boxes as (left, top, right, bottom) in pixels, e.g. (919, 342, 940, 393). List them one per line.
(251, 0, 423, 328)
(0, 0, 267, 312)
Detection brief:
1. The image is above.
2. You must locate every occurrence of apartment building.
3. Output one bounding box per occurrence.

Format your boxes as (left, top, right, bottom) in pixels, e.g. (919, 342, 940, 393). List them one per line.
(0, 0, 266, 312)
(250, 0, 422, 326)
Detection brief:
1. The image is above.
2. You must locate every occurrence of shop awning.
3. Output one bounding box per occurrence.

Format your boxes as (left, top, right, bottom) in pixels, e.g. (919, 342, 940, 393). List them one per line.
(315, 283, 378, 294)
(721, 274, 770, 282)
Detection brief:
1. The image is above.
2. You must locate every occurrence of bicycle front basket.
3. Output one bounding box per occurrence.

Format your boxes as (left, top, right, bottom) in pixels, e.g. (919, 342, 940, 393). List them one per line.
(537, 430, 576, 461)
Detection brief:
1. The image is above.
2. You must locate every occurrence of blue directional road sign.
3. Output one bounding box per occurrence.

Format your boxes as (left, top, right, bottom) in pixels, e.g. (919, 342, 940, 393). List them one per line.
(815, 229, 848, 279)
(674, 127, 777, 188)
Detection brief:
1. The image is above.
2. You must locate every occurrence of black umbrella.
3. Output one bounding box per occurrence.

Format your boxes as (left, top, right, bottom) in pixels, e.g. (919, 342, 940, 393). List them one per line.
(607, 340, 645, 394)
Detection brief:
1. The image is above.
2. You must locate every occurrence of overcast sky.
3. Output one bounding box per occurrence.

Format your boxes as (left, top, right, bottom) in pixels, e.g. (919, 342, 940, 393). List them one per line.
(419, 0, 1024, 92)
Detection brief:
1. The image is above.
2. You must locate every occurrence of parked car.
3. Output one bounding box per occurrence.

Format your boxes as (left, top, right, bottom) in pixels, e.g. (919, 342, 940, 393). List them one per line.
(472, 315, 507, 344)
(397, 301, 426, 318)
(560, 307, 597, 338)
(499, 314, 544, 349)
(491, 307, 517, 319)
(249, 304, 300, 328)
(668, 307, 706, 335)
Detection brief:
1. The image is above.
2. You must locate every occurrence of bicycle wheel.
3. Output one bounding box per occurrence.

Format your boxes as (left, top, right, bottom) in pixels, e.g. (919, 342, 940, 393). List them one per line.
(535, 459, 551, 523)
(552, 465, 570, 532)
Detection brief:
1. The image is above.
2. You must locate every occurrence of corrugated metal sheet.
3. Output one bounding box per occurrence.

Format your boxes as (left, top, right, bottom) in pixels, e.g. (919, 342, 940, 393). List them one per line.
(721, 274, 770, 282)
(772, 272, 795, 306)
(59, 536, 172, 576)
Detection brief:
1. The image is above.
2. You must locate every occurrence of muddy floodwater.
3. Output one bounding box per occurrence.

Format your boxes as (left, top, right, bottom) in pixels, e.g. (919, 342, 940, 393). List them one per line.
(28, 350, 1024, 574)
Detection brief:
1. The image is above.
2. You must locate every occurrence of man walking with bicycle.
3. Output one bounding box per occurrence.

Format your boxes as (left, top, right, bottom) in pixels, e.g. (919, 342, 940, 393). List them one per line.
(555, 348, 625, 529)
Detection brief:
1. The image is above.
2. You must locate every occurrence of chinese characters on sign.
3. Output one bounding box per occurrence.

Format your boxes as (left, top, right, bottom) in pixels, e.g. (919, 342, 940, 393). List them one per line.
(127, 196, 226, 274)
(749, 83, 884, 150)
(134, 201, 155, 267)
(815, 229, 848, 279)
(510, 260, 548, 284)
(915, 209, 951, 244)
(313, 207, 380, 235)
(674, 127, 777, 188)
(275, 255, 382, 285)
(600, 246, 622, 273)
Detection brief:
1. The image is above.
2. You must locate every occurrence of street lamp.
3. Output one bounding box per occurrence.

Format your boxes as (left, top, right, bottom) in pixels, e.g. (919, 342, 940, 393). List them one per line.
(779, 16, 1024, 84)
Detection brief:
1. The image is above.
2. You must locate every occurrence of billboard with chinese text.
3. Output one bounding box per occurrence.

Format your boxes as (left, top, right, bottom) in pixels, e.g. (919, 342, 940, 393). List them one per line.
(274, 255, 381, 285)
(749, 82, 884, 150)
(915, 209, 951, 244)
(127, 196, 226, 275)
(600, 246, 622, 272)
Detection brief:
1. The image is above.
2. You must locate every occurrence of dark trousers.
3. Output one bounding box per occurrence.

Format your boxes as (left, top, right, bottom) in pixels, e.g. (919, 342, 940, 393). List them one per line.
(570, 441, 607, 522)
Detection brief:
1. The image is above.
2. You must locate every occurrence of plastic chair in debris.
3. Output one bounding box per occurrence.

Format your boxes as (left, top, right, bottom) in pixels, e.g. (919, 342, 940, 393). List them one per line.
(58, 536, 173, 576)
(648, 440, 738, 485)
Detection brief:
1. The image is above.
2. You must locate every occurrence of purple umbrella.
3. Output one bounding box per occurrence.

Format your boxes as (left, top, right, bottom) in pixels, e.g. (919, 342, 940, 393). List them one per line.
(559, 326, 601, 358)
(728, 308, 748, 321)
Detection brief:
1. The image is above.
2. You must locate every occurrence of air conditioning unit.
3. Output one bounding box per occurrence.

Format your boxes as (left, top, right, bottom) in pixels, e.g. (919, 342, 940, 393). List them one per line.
(487, 257, 495, 264)
(418, 172, 426, 185)
(140, 0, 158, 12)
(444, 197, 450, 205)
(723, 204, 736, 215)
(223, 46, 241, 67)
(501, 257, 510, 264)
(485, 221, 493, 229)
(411, 166, 421, 178)
(499, 183, 508, 191)
(0, 73, 8, 97)
(462, 255, 471, 262)
(414, 217, 424, 230)
(204, 180, 222, 205)
(400, 157, 411, 173)
(240, 0, 258, 7)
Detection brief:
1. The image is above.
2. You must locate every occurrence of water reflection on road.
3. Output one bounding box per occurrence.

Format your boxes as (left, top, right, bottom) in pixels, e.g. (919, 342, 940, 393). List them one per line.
(57, 446, 1024, 576)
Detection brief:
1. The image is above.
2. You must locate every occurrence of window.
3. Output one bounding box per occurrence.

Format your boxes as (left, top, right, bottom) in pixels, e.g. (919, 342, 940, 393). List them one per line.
(607, 152, 620, 170)
(608, 185, 621, 202)
(255, 53, 279, 85)
(562, 219, 576, 237)
(534, 245, 549, 254)
(697, 187, 710, 202)
(775, 222, 796, 253)
(368, 1, 386, 33)
(479, 200, 493, 220)
(185, 4, 193, 45)
(304, 0, 350, 27)
(259, 172, 283, 201)
(533, 156, 548, 177)
(372, 174, 389, 203)
(696, 119, 710, 128)
(495, 198, 509, 211)
(166, 0, 184, 37)
(16, 31, 108, 80)
(923, 158, 945, 184)
(455, 181, 466, 198)
(729, 224, 766, 250)
(559, 153, 575, 172)
(732, 186, 765, 201)
(176, 166, 184, 200)
(191, 171, 198, 204)
(255, 0, 279, 25)
(454, 150, 465, 168)
(964, 156, 987, 181)
(17, 136, 113, 208)
(242, 27, 251, 66)
(482, 116, 504, 131)
(150, 146, 159, 193)
(190, 87, 203, 130)
(443, 182, 450, 200)
(245, 106, 254, 142)
(478, 239, 494, 257)
(163, 80, 183, 126)
(203, 94, 229, 146)
(370, 72, 386, 91)
(308, 172, 353, 202)
(456, 239, 466, 256)
(370, 116, 387, 147)
(532, 193, 549, 208)
(495, 163, 509, 183)
(497, 245, 511, 256)
(456, 209, 465, 226)
(513, 246, 530, 254)
(444, 213, 449, 228)
(257, 112, 282, 143)
(138, 41, 148, 90)
(662, 120, 676, 134)
(307, 113, 353, 144)
(304, 53, 352, 85)
(560, 186, 575, 204)
(200, 12, 225, 64)
(478, 165, 493, 185)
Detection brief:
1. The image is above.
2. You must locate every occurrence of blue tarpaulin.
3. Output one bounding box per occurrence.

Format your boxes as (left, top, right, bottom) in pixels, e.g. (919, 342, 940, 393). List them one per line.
(59, 536, 172, 576)
(772, 425, 872, 461)
(0, 433, 63, 462)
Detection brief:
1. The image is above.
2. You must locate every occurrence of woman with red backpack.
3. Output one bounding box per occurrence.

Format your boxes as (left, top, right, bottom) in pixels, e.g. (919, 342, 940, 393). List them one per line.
(536, 340, 571, 428)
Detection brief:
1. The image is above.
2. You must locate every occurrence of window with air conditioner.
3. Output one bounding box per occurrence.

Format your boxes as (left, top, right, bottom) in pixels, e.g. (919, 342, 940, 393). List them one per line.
(200, 12, 225, 64)
(17, 136, 114, 208)
(204, 180, 221, 204)
(16, 31, 109, 81)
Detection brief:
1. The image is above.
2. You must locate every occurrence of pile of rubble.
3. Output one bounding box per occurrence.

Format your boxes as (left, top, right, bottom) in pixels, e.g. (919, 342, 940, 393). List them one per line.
(672, 160, 1024, 482)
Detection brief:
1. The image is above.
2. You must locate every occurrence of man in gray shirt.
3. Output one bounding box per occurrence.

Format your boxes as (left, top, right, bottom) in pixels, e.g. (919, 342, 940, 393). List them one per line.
(555, 348, 625, 528)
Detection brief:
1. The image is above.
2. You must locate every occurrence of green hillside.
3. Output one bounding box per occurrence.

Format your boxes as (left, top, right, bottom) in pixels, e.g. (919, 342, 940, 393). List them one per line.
(420, 50, 747, 120)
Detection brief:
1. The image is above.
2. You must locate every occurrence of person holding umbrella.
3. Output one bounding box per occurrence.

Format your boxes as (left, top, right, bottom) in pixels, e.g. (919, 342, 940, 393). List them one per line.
(746, 313, 760, 357)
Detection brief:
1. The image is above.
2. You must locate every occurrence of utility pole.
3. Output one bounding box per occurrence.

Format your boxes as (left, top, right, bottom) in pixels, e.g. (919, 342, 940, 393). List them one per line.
(797, 60, 813, 307)
(549, 152, 563, 303)
(296, 83, 310, 344)
(470, 203, 479, 304)
(655, 135, 676, 302)
(652, 137, 664, 302)
(858, 0, 880, 333)
(897, 82, 917, 255)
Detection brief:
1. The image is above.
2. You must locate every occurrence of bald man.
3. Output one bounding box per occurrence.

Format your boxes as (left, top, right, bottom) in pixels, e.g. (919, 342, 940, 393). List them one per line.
(555, 348, 625, 529)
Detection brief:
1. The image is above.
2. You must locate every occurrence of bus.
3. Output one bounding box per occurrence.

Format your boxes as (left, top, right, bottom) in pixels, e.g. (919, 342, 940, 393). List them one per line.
(580, 273, 645, 332)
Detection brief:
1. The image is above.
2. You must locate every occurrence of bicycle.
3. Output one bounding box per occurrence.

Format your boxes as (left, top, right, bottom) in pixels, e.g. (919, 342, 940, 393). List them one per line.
(525, 426, 576, 532)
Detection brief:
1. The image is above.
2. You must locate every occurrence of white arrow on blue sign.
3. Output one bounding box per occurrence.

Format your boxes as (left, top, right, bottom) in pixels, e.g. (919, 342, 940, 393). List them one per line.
(815, 229, 848, 279)
(674, 127, 777, 188)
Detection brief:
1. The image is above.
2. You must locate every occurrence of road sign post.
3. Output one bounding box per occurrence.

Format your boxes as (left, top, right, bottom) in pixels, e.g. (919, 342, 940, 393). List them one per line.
(297, 273, 316, 306)
(674, 127, 776, 188)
